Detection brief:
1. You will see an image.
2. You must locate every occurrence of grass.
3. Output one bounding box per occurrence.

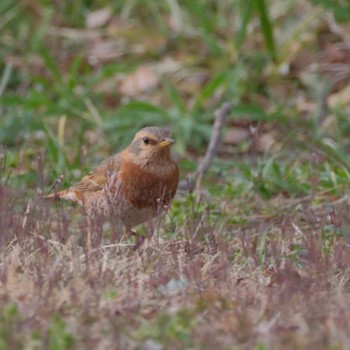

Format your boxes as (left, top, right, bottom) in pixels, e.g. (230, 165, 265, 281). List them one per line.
(1, 0, 350, 349)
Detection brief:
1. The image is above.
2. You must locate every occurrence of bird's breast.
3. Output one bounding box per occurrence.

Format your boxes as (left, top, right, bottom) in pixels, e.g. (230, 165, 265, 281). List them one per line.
(120, 160, 179, 210)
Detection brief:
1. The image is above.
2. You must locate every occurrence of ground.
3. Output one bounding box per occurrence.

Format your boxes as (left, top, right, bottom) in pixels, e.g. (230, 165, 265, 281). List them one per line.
(1, 1, 350, 349)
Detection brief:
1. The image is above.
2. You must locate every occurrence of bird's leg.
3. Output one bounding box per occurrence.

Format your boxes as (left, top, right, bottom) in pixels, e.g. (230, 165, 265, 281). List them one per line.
(127, 229, 145, 250)
(134, 234, 145, 250)
(112, 225, 124, 242)
(110, 221, 122, 242)
(130, 225, 159, 252)
(135, 220, 164, 251)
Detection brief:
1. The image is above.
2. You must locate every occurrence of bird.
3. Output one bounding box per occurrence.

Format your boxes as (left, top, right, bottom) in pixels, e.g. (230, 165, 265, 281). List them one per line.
(45, 127, 179, 246)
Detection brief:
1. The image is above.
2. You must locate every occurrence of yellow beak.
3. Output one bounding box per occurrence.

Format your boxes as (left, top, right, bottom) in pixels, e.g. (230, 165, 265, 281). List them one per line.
(158, 138, 175, 147)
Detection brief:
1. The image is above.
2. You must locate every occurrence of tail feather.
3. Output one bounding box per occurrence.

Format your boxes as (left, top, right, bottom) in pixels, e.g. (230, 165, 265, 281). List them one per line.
(42, 189, 83, 206)
(42, 192, 61, 200)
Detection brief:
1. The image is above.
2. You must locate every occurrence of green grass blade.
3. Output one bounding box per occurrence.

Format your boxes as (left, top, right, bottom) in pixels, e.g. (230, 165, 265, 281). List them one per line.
(255, 0, 277, 62)
(0, 63, 12, 97)
(235, 0, 254, 52)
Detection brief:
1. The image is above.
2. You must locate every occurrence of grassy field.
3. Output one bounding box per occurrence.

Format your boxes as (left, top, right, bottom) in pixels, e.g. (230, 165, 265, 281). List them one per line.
(1, 0, 350, 349)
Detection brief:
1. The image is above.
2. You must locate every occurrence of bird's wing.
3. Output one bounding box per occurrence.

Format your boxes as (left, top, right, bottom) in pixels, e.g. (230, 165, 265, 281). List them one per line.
(70, 153, 123, 192)
(70, 172, 107, 192)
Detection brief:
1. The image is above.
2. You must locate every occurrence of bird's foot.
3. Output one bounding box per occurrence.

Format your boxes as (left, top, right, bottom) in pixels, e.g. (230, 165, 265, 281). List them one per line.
(128, 230, 145, 251)
(135, 236, 165, 252)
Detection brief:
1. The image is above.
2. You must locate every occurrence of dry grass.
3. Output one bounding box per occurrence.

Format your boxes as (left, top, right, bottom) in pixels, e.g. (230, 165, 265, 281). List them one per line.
(1, 179, 350, 350)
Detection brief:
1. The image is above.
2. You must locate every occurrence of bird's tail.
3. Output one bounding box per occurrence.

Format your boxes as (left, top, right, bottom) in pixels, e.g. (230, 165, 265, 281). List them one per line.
(42, 175, 65, 200)
(42, 189, 83, 205)
(42, 190, 65, 200)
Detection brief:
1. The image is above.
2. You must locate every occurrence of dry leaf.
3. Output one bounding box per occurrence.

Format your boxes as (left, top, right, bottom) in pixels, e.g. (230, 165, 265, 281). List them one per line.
(87, 40, 126, 64)
(151, 57, 182, 75)
(120, 66, 159, 97)
(86, 7, 112, 28)
(257, 131, 280, 153)
(328, 83, 350, 108)
(223, 127, 249, 145)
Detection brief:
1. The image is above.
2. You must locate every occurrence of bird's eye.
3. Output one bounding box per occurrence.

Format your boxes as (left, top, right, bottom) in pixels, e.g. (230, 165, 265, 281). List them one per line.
(143, 137, 150, 144)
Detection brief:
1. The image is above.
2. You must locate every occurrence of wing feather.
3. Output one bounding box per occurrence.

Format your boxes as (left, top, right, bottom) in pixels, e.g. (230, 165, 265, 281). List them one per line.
(70, 172, 107, 192)
(70, 153, 123, 192)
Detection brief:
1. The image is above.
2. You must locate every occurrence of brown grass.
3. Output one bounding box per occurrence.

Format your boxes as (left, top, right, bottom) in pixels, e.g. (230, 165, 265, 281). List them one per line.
(1, 180, 350, 350)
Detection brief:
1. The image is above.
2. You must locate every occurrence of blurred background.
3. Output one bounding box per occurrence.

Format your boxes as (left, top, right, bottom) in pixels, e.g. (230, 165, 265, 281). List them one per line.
(1, 0, 350, 196)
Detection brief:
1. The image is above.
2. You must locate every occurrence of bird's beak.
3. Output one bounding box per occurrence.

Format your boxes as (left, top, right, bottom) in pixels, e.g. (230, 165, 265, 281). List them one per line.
(158, 138, 175, 147)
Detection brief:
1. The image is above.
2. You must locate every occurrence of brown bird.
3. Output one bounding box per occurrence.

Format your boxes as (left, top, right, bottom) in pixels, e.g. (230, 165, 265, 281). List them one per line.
(46, 127, 179, 245)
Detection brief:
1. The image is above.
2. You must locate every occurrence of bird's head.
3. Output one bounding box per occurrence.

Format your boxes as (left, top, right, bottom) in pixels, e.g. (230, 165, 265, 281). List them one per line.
(127, 127, 175, 166)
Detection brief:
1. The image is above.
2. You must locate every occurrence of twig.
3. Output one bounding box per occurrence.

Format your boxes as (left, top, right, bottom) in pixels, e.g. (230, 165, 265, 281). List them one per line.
(195, 102, 232, 181)
(45, 174, 64, 197)
(178, 102, 232, 192)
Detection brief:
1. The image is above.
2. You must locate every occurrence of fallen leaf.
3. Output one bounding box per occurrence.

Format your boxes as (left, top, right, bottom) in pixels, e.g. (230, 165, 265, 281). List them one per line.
(87, 40, 126, 65)
(86, 7, 112, 28)
(120, 66, 159, 97)
(328, 83, 350, 107)
(257, 131, 280, 153)
(223, 127, 249, 145)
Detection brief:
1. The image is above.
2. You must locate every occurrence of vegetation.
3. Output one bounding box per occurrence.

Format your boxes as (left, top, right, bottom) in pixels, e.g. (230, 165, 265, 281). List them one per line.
(1, 0, 350, 348)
